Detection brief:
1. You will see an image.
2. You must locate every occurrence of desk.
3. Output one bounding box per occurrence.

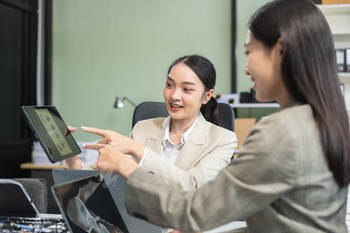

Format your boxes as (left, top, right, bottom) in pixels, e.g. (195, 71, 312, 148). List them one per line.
(206, 221, 247, 232)
(21, 163, 69, 170)
(20, 162, 96, 213)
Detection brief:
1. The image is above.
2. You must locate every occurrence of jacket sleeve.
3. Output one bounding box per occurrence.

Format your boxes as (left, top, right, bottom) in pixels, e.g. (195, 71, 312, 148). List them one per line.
(124, 116, 298, 232)
(81, 161, 94, 170)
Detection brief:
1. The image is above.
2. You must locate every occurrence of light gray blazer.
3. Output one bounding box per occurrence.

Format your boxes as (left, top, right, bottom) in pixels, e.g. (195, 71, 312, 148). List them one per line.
(124, 101, 348, 233)
(130, 113, 237, 191)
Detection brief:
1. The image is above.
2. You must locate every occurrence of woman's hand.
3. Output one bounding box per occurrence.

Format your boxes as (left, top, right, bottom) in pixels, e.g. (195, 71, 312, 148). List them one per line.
(86, 144, 139, 178)
(64, 126, 82, 169)
(81, 126, 145, 163)
(64, 126, 77, 137)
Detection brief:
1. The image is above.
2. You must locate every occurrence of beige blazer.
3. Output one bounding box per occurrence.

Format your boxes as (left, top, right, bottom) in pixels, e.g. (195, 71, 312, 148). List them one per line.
(124, 101, 348, 233)
(130, 113, 237, 191)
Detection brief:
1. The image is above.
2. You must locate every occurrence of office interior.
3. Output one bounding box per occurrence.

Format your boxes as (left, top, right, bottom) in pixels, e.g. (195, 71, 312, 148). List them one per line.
(1, 0, 349, 213)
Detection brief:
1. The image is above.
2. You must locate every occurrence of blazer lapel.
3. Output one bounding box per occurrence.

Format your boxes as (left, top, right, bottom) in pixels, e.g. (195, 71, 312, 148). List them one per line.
(145, 117, 169, 156)
(175, 114, 207, 170)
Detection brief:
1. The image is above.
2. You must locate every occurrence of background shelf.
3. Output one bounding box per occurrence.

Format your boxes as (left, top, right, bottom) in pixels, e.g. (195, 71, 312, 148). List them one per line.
(230, 103, 279, 108)
(317, 4, 350, 15)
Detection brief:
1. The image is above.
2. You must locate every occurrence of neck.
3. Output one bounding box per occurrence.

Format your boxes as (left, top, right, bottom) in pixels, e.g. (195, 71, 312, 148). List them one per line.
(277, 93, 292, 110)
(170, 116, 197, 134)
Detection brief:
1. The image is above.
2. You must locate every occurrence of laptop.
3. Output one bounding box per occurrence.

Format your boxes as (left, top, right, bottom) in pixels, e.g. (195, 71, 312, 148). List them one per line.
(52, 169, 162, 233)
(0, 179, 65, 232)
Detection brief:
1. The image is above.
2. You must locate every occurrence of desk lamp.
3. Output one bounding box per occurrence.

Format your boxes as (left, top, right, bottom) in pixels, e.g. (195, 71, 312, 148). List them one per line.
(114, 96, 137, 109)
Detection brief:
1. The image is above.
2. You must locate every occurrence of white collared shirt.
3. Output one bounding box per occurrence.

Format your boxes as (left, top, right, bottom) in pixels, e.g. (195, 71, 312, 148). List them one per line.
(139, 114, 200, 166)
(139, 114, 200, 233)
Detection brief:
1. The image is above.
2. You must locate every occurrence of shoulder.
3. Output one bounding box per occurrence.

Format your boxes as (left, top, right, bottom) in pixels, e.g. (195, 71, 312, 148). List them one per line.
(130, 117, 167, 139)
(241, 104, 316, 161)
(133, 117, 166, 129)
(195, 116, 237, 144)
(258, 104, 314, 133)
(236, 105, 315, 180)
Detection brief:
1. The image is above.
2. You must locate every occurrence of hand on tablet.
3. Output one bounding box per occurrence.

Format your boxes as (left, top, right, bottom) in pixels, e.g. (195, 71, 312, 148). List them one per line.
(81, 126, 145, 163)
(64, 126, 78, 137)
(64, 126, 81, 169)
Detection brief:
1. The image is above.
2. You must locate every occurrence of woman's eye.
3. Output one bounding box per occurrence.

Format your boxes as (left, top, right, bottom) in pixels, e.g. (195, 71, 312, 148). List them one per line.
(165, 82, 172, 88)
(184, 88, 193, 92)
(244, 51, 250, 56)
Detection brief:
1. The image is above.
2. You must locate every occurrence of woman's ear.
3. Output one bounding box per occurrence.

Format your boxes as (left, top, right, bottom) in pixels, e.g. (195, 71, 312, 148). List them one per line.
(202, 89, 214, 104)
(277, 37, 283, 60)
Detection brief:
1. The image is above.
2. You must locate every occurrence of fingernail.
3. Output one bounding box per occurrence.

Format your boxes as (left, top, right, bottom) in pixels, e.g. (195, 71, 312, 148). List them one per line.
(82, 144, 87, 148)
(81, 126, 86, 130)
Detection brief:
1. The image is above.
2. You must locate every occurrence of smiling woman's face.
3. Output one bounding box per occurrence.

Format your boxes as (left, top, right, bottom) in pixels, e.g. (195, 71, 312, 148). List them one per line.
(244, 30, 287, 106)
(163, 62, 209, 124)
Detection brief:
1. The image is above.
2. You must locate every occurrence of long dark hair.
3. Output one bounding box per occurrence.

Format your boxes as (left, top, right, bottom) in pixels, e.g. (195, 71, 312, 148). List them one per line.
(167, 55, 220, 126)
(248, 0, 350, 187)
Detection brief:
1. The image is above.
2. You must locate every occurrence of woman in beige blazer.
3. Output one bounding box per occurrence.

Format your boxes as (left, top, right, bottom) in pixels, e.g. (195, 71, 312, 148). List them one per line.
(66, 55, 237, 191)
(129, 112, 235, 191)
(86, 0, 350, 232)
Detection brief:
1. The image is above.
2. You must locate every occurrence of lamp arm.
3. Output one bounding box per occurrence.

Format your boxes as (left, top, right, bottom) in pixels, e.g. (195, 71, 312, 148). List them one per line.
(124, 97, 137, 107)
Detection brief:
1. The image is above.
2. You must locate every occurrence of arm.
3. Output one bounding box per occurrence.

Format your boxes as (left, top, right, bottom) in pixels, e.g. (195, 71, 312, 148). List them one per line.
(123, 117, 298, 232)
(141, 131, 236, 191)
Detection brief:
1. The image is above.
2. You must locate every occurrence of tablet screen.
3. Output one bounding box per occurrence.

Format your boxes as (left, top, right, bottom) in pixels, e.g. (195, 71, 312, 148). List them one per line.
(21, 106, 81, 163)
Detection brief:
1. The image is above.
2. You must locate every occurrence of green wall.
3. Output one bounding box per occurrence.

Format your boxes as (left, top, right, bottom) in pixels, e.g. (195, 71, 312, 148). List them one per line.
(52, 0, 273, 141)
(236, 0, 271, 92)
(235, 0, 279, 119)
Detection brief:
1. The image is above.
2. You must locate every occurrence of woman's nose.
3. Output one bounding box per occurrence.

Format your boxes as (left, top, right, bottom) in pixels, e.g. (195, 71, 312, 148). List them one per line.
(244, 65, 250, 76)
(170, 88, 182, 100)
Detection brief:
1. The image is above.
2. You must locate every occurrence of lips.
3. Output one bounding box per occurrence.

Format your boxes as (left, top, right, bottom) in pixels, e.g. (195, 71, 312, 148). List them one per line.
(170, 103, 183, 111)
(251, 77, 257, 89)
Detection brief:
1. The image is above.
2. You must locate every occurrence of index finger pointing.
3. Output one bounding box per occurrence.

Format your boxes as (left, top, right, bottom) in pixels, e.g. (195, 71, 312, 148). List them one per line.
(81, 126, 107, 137)
(82, 143, 105, 151)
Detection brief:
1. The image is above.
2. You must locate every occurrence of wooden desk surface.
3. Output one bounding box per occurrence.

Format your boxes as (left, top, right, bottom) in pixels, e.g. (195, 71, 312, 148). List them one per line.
(20, 162, 96, 170)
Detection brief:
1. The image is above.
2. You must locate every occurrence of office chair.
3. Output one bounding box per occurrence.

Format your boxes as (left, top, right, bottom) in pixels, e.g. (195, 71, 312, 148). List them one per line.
(13, 178, 48, 213)
(132, 101, 235, 131)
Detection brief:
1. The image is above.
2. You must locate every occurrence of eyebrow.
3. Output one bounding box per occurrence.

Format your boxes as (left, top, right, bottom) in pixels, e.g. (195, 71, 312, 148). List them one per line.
(167, 77, 196, 86)
(244, 43, 250, 47)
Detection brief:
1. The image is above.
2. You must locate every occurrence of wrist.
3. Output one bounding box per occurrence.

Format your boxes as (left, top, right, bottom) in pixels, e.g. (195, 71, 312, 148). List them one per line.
(131, 142, 145, 163)
(66, 156, 82, 170)
(118, 157, 139, 179)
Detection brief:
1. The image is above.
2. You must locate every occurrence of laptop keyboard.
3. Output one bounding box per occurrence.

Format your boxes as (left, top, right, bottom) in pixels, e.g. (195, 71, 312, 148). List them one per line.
(0, 216, 67, 232)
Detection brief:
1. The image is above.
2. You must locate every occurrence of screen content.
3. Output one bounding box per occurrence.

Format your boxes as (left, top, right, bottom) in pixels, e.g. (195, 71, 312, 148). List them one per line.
(54, 176, 129, 233)
(35, 109, 73, 156)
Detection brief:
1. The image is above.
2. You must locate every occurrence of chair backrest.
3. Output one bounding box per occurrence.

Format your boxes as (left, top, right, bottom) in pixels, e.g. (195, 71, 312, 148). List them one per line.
(132, 102, 168, 128)
(132, 101, 234, 132)
(12, 178, 48, 213)
(218, 102, 235, 131)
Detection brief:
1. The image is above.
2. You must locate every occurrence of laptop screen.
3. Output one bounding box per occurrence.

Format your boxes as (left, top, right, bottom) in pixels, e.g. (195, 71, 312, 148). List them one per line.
(51, 175, 129, 233)
(0, 180, 39, 218)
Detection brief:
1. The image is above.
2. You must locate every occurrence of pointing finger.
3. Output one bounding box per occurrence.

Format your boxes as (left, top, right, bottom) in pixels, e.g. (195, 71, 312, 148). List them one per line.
(81, 126, 107, 137)
(82, 143, 105, 151)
